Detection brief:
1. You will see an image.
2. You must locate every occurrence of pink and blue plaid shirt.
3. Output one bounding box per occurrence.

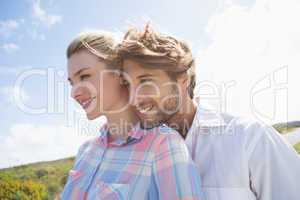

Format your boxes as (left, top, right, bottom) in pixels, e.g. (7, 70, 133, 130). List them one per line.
(61, 123, 202, 200)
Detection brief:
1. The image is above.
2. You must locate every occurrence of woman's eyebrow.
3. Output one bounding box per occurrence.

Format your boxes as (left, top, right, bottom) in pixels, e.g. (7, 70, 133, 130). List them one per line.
(68, 67, 91, 82)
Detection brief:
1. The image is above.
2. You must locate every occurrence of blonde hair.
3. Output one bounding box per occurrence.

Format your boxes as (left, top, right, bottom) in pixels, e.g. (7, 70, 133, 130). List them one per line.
(67, 31, 120, 68)
(117, 24, 196, 98)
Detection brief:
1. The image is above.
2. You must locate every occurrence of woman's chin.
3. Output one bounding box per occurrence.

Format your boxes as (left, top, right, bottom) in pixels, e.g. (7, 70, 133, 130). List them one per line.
(86, 112, 101, 120)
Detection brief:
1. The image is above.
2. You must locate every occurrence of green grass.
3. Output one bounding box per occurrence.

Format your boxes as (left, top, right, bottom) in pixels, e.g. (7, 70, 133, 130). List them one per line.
(274, 124, 300, 154)
(273, 122, 300, 134)
(273, 123, 300, 154)
(277, 127, 296, 134)
(0, 157, 75, 200)
(294, 142, 300, 154)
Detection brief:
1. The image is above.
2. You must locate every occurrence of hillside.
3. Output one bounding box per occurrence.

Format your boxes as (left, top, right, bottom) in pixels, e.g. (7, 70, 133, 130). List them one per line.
(0, 123, 299, 199)
(274, 122, 300, 154)
(273, 121, 300, 133)
(0, 157, 74, 199)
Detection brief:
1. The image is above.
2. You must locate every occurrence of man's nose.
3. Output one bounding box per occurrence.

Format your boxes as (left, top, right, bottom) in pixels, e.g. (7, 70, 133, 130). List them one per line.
(129, 85, 144, 107)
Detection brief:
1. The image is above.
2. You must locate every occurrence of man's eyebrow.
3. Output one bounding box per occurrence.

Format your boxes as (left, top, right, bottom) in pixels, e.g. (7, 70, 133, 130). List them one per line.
(67, 67, 90, 82)
(137, 74, 154, 79)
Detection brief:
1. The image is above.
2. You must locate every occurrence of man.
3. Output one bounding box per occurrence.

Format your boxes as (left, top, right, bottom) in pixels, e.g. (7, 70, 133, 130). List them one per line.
(117, 24, 300, 200)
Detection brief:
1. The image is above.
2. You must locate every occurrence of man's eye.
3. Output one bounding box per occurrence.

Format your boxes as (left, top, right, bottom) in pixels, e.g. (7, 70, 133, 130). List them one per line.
(80, 74, 90, 81)
(140, 79, 153, 84)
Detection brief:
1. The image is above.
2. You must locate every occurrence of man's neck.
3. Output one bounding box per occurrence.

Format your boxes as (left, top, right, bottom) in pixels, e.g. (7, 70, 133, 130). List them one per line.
(167, 98, 197, 138)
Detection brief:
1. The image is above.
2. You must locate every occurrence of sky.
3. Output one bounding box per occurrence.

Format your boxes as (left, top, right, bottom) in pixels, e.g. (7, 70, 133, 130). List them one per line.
(0, 0, 299, 168)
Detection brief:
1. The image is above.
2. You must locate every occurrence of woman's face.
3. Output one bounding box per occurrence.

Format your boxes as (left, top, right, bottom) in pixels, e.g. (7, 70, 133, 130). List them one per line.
(67, 50, 124, 120)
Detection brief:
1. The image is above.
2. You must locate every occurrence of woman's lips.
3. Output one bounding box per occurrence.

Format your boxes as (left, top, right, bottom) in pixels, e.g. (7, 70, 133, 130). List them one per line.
(80, 97, 96, 109)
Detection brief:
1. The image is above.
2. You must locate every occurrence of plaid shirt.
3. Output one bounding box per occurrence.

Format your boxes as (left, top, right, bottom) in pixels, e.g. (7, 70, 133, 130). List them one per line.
(61, 123, 202, 200)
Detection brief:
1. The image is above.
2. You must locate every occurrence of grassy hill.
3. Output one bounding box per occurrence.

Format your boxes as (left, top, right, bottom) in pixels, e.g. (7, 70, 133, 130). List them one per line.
(0, 122, 299, 199)
(274, 121, 300, 154)
(273, 121, 300, 134)
(0, 157, 74, 199)
(294, 142, 300, 154)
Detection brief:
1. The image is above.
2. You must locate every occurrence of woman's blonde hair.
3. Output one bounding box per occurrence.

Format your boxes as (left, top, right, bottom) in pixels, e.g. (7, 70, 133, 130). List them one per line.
(67, 31, 120, 68)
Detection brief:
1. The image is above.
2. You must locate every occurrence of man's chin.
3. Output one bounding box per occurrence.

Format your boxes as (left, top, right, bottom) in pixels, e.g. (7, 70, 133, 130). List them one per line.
(140, 120, 160, 129)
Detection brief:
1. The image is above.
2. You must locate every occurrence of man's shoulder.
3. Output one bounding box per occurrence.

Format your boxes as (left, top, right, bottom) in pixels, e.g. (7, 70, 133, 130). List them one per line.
(190, 107, 281, 160)
(218, 111, 274, 141)
(192, 105, 275, 141)
(225, 114, 267, 133)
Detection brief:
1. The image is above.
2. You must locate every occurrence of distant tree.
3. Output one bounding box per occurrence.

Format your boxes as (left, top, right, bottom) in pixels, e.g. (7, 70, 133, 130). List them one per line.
(35, 169, 48, 179)
(60, 174, 68, 186)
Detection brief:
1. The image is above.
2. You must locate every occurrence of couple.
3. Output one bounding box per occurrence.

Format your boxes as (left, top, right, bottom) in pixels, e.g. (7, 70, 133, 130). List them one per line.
(61, 24, 300, 200)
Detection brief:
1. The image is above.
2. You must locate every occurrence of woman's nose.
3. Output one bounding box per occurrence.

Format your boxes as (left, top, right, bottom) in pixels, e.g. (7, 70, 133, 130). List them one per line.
(71, 84, 84, 100)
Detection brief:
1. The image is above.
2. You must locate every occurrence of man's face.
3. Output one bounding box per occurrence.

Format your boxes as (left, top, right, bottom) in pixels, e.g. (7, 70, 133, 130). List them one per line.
(122, 59, 181, 129)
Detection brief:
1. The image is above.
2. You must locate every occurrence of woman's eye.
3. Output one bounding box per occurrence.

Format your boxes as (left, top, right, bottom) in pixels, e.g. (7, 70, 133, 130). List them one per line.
(122, 79, 130, 86)
(80, 74, 90, 81)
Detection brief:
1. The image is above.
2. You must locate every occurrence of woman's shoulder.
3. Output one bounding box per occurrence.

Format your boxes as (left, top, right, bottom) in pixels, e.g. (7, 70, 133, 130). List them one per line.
(71, 136, 102, 167)
(150, 124, 185, 148)
(154, 124, 182, 137)
(147, 124, 191, 163)
(76, 136, 100, 156)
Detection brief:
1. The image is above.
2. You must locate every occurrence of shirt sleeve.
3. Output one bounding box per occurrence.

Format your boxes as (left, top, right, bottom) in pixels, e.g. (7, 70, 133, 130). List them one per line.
(149, 130, 203, 200)
(247, 122, 300, 200)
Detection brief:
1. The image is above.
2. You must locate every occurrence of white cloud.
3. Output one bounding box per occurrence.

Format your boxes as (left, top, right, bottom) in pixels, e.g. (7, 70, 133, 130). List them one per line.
(1, 43, 20, 53)
(0, 86, 29, 104)
(29, 29, 46, 40)
(0, 19, 19, 37)
(0, 121, 103, 169)
(196, 0, 300, 124)
(0, 66, 35, 76)
(0, 67, 20, 75)
(32, 0, 62, 28)
(0, 20, 19, 30)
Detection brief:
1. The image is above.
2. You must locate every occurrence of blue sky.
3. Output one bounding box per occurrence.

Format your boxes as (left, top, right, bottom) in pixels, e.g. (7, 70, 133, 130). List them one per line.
(0, 0, 299, 168)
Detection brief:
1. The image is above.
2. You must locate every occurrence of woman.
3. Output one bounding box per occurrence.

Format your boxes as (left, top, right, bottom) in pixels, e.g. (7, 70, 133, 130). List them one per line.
(61, 31, 202, 200)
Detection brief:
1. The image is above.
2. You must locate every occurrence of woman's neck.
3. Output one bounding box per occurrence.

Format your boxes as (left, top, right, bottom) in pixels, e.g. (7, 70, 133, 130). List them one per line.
(105, 99, 138, 141)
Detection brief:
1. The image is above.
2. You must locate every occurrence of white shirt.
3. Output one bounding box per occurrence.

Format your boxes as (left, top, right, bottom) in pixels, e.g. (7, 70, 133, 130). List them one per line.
(185, 105, 300, 200)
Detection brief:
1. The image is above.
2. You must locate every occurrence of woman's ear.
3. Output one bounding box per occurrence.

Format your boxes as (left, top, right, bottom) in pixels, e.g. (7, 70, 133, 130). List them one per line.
(177, 74, 189, 90)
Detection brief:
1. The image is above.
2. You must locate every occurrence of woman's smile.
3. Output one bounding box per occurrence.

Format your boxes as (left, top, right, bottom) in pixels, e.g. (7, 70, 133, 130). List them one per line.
(77, 96, 96, 110)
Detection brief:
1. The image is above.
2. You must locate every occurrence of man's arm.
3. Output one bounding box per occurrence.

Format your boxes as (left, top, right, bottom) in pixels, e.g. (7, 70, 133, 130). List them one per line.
(247, 123, 300, 200)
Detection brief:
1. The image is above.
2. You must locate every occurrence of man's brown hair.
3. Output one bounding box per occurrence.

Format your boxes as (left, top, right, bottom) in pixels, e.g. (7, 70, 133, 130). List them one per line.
(117, 24, 196, 98)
